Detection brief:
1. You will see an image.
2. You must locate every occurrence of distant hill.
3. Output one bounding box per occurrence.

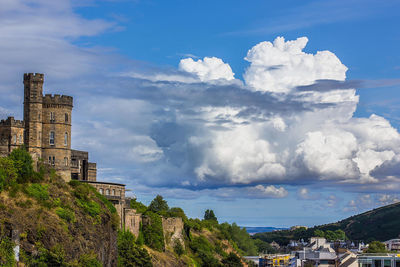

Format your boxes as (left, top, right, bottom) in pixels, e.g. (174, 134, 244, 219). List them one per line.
(253, 202, 400, 245)
(242, 226, 288, 234)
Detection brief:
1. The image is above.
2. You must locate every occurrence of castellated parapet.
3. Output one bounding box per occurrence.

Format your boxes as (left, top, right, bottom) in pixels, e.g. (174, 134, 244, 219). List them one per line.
(0, 117, 24, 128)
(43, 94, 73, 107)
(23, 73, 44, 82)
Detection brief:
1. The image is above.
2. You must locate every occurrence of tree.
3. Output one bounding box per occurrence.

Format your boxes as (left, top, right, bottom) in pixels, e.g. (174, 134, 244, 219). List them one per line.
(313, 230, 325, 238)
(366, 241, 387, 253)
(204, 209, 218, 222)
(117, 231, 152, 267)
(9, 147, 33, 183)
(167, 207, 187, 220)
(130, 198, 147, 214)
(222, 252, 243, 267)
(148, 195, 169, 214)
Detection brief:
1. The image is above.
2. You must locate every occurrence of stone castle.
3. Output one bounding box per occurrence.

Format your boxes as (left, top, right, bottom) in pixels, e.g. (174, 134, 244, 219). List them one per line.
(0, 73, 184, 245)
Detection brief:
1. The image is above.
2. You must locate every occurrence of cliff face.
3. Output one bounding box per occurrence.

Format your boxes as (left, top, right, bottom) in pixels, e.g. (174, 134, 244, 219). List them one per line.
(0, 177, 118, 266)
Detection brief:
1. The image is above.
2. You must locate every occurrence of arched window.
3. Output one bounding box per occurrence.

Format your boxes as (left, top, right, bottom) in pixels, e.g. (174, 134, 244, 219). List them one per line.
(64, 157, 68, 166)
(19, 135, 22, 143)
(65, 113, 68, 122)
(99, 188, 103, 194)
(64, 132, 68, 146)
(112, 189, 115, 196)
(49, 131, 55, 145)
(106, 189, 110, 195)
(13, 135, 17, 144)
(48, 156, 51, 164)
(52, 156, 55, 166)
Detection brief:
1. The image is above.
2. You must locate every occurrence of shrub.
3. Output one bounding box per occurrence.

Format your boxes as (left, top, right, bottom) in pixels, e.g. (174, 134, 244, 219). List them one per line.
(366, 241, 387, 253)
(130, 198, 147, 214)
(167, 207, 187, 220)
(221, 252, 243, 267)
(0, 157, 17, 192)
(142, 211, 165, 251)
(9, 147, 34, 183)
(77, 199, 101, 217)
(26, 183, 49, 201)
(174, 240, 185, 256)
(56, 207, 76, 223)
(117, 230, 153, 267)
(79, 253, 102, 267)
(0, 237, 15, 267)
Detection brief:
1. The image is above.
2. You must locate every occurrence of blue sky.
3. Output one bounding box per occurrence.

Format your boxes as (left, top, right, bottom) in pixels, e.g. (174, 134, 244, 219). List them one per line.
(1, 0, 400, 227)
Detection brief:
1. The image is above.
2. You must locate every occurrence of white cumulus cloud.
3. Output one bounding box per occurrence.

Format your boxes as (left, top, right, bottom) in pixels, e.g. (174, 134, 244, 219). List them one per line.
(243, 36, 347, 93)
(179, 57, 235, 82)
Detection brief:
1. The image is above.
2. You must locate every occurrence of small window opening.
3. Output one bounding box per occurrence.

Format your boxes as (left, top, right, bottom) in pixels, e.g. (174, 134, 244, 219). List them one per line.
(64, 132, 68, 146)
(50, 112, 55, 123)
(50, 131, 55, 145)
(65, 113, 68, 123)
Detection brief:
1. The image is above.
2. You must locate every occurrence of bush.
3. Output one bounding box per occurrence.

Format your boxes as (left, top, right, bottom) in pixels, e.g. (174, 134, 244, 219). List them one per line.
(142, 211, 165, 251)
(56, 207, 76, 223)
(0, 157, 17, 192)
(174, 240, 185, 256)
(167, 207, 187, 220)
(9, 147, 34, 183)
(117, 231, 153, 267)
(222, 252, 243, 267)
(79, 253, 102, 267)
(0, 237, 15, 267)
(26, 183, 49, 201)
(366, 241, 387, 253)
(77, 199, 101, 217)
(130, 198, 147, 214)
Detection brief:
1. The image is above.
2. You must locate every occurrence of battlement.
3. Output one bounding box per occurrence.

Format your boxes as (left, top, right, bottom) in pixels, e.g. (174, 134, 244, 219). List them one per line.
(0, 117, 24, 128)
(43, 94, 73, 107)
(24, 73, 44, 82)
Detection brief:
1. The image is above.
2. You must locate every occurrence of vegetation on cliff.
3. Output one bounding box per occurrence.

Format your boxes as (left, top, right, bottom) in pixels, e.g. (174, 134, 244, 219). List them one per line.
(253, 202, 400, 246)
(125, 195, 261, 266)
(0, 147, 118, 266)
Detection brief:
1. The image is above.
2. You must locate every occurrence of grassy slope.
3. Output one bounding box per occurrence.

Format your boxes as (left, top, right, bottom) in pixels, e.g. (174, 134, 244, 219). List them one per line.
(0, 176, 118, 265)
(253, 202, 400, 244)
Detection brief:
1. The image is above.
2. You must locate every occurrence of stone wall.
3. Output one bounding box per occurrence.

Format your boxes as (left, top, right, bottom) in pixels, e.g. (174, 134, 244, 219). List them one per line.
(124, 209, 142, 237)
(0, 117, 25, 157)
(162, 217, 184, 247)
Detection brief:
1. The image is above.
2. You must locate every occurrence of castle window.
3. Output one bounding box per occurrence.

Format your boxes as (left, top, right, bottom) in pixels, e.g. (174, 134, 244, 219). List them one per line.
(52, 156, 55, 166)
(64, 157, 68, 166)
(50, 112, 55, 123)
(19, 135, 22, 143)
(64, 132, 68, 146)
(49, 131, 55, 145)
(48, 156, 51, 164)
(106, 189, 110, 195)
(39, 131, 41, 141)
(112, 189, 115, 196)
(38, 114, 40, 120)
(99, 188, 103, 194)
(13, 135, 17, 144)
(65, 113, 68, 122)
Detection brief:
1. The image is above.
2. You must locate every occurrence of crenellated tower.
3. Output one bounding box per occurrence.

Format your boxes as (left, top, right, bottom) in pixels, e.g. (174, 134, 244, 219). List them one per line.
(23, 73, 44, 161)
(41, 94, 73, 181)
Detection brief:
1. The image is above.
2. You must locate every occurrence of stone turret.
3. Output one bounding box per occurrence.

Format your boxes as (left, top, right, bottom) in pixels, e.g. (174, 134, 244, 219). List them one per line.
(23, 73, 44, 161)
